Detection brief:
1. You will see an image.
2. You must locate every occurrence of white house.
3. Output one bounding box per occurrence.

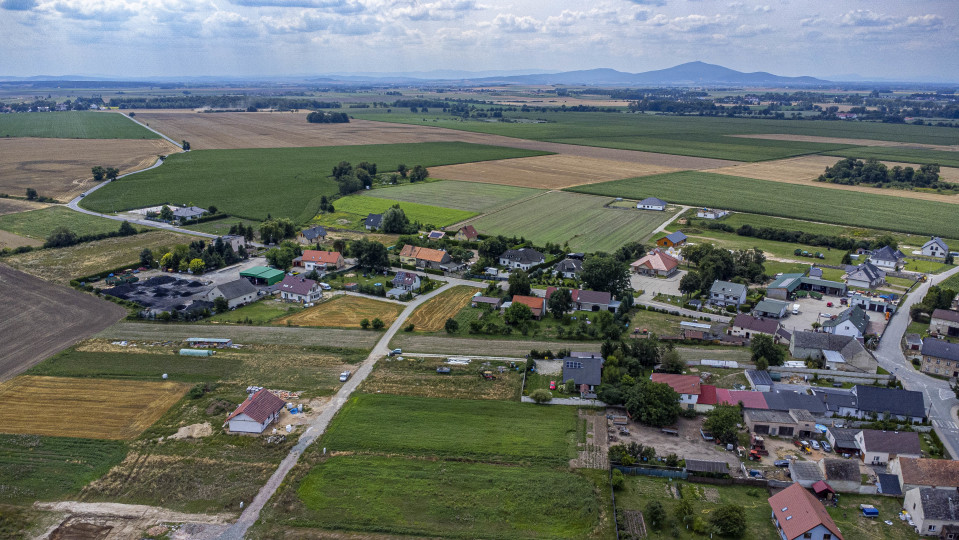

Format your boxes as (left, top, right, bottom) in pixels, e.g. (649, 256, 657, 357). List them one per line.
(498, 248, 545, 271)
(855, 429, 921, 466)
(868, 245, 905, 270)
(206, 278, 258, 309)
(821, 306, 870, 339)
(904, 488, 959, 537)
(225, 389, 286, 433)
(636, 197, 667, 211)
(696, 208, 729, 219)
(844, 262, 885, 289)
(923, 237, 950, 259)
(278, 275, 323, 303)
(709, 280, 747, 307)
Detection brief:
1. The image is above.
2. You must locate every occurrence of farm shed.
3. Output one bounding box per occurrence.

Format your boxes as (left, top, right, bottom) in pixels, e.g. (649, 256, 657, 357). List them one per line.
(179, 348, 214, 357)
(819, 458, 861, 493)
(753, 298, 790, 319)
(890, 457, 959, 493)
(186, 337, 233, 348)
(930, 310, 959, 339)
(824, 427, 861, 456)
(240, 266, 285, 286)
(225, 389, 286, 434)
(788, 460, 825, 488)
(471, 296, 503, 309)
(903, 487, 959, 536)
(684, 459, 728, 477)
(745, 369, 774, 392)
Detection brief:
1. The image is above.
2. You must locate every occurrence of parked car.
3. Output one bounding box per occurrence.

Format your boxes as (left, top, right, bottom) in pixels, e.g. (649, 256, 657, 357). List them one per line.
(810, 440, 820, 450)
(389, 349, 402, 356)
(774, 459, 790, 467)
(749, 469, 764, 478)
(319, 282, 332, 290)
(339, 370, 351, 382)
(821, 440, 832, 452)
(827, 302, 833, 307)
(549, 380, 556, 390)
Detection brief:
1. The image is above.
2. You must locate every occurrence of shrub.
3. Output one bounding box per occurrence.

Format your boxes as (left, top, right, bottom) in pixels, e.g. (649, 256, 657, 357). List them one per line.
(360, 318, 370, 329)
(404, 323, 415, 332)
(371, 318, 384, 330)
(611, 469, 625, 490)
(529, 389, 553, 403)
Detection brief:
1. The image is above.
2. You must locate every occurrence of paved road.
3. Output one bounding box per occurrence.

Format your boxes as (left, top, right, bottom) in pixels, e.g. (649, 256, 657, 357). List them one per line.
(873, 265, 959, 460)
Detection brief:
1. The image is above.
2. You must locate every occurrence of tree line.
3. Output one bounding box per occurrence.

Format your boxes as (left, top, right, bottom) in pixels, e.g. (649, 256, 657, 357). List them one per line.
(817, 157, 948, 190)
(695, 219, 901, 253)
(306, 111, 349, 124)
(330, 161, 427, 195)
(44, 221, 139, 249)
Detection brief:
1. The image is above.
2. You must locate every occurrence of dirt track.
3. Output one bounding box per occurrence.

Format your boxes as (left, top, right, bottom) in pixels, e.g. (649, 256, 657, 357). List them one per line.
(0, 264, 126, 381)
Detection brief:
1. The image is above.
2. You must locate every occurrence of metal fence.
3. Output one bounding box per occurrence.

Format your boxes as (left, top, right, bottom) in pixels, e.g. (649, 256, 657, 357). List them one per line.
(613, 465, 688, 479)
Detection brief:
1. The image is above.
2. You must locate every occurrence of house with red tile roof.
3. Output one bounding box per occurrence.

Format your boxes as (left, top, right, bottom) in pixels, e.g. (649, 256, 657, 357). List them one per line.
(650, 373, 700, 409)
(225, 389, 287, 433)
(768, 483, 844, 540)
(295, 250, 344, 273)
(510, 295, 546, 319)
(630, 249, 679, 277)
(399, 244, 451, 269)
(455, 225, 479, 242)
(696, 385, 769, 412)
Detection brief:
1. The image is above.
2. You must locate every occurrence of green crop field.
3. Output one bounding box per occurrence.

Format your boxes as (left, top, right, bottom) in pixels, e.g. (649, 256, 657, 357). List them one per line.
(180, 217, 260, 235)
(0, 206, 132, 240)
(0, 111, 158, 139)
(25, 349, 242, 383)
(321, 393, 577, 466)
(0, 434, 127, 504)
(352, 108, 959, 161)
(825, 146, 959, 168)
(364, 180, 544, 212)
(470, 191, 675, 252)
(291, 455, 600, 539)
(940, 273, 959, 291)
(80, 142, 548, 223)
(570, 171, 959, 239)
(317, 195, 477, 229)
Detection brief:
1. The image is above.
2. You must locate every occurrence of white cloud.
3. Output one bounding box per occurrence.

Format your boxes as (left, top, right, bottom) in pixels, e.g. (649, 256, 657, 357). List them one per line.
(490, 13, 542, 33)
(838, 9, 894, 27)
(391, 0, 483, 21)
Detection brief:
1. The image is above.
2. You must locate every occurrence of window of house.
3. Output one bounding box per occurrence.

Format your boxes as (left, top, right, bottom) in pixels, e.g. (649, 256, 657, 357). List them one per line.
(824, 535, 831, 540)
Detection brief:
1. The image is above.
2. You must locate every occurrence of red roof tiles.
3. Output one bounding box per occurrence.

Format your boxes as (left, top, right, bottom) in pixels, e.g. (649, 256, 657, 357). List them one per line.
(226, 389, 286, 424)
(769, 483, 844, 540)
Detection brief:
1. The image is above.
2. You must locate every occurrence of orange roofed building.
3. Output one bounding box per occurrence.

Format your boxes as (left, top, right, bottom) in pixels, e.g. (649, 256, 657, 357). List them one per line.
(399, 244, 451, 269)
(295, 250, 344, 273)
(631, 249, 679, 277)
(510, 295, 546, 319)
(768, 483, 844, 540)
(650, 373, 701, 409)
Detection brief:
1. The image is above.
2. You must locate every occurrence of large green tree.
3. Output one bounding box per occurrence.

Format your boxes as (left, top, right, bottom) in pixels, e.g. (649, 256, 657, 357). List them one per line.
(703, 404, 741, 445)
(625, 380, 680, 427)
(750, 334, 785, 366)
(547, 288, 572, 318)
(507, 269, 531, 297)
(351, 238, 389, 270)
(581, 254, 630, 295)
(710, 504, 747, 538)
(381, 205, 410, 234)
(44, 226, 78, 248)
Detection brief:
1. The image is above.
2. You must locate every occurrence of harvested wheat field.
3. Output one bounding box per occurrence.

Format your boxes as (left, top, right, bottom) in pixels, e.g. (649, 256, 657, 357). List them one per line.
(0, 198, 51, 216)
(361, 356, 522, 400)
(731, 133, 959, 151)
(278, 295, 404, 329)
(0, 230, 42, 249)
(429, 154, 681, 189)
(705, 155, 959, 204)
(406, 286, 481, 332)
(0, 138, 181, 201)
(0, 375, 189, 439)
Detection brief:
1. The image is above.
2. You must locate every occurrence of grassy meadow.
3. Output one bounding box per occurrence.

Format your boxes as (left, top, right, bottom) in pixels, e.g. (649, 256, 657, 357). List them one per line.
(316, 194, 477, 229)
(80, 142, 548, 222)
(0, 111, 159, 139)
(0, 206, 132, 239)
(570, 171, 959, 239)
(365, 179, 544, 212)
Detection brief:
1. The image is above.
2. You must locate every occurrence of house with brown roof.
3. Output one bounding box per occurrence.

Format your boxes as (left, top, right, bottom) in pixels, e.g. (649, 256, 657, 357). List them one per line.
(545, 287, 619, 313)
(225, 389, 287, 433)
(399, 245, 451, 269)
(855, 429, 921, 465)
(931, 309, 959, 339)
(891, 457, 959, 493)
(650, 373, 700, 409)
(278, 275, 323, 304)
(729, 314, 783, 342)
(768, 483, 845, 540)
(295, 250, 345, 273)
(630, 249, 679, 277)
(454, 225, 479, 242)
(510, 295, 546, 319)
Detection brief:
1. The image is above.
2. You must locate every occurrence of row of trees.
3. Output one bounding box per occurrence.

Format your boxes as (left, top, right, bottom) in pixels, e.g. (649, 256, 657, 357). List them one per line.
(45, 221, 138, 249)
(679, 244, 766, 297)
(148, 237, 243, 274)
(911, 284, 958, 322)
(91, 166, 120, 182)
(817, 158, 949, 190)
(306, 111, 349, 124)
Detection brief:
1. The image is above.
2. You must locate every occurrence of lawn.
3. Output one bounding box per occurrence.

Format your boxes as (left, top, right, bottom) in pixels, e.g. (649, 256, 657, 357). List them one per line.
(0, 434, 128, 504)
(80, 142, 547, 223)
(903, 258, 954, 274)
(277, 295, 404, 329)
(360, 356, 523, 400)
(676, 227, 849, 266)
(0, 206, 132, 240)
(180, 216, 260, 235)
(315, 194, 477, 230)
(571, 171, 959, 239)
(364, 180, 544, 212)
(471, 191, 677, 252)
(289, 455, 601, 539)
(206, 298, 303, 325)
(826, 146, 959, 168)
(0, 111, 158, 139)
(321, 393, 577, 466)
(825, 492, 917, 540)
(940, 272, 959, 291)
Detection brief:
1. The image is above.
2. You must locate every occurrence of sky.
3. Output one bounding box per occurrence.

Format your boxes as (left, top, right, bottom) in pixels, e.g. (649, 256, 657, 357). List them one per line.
(0, 0, 957, 81)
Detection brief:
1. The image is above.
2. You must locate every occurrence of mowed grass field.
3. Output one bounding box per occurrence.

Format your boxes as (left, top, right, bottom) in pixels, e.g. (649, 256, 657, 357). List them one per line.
(316, 194, 477, 230)
(0, 434, 128, 504)
(0, 111, 159, 139)
(360, 356, 523, 400)
(570, 171, 959, 239)
(0, 376, 189, 440)
(364, 180, 544, 212)
(405, 285, 481, 332)
(470, 191, 676, 252)
(0, 206, 132, 239)
(80, 142, 548, 222)
(278, 295, 404, 329)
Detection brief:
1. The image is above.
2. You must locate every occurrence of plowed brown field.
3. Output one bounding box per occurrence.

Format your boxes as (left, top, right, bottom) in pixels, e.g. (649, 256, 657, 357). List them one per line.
(0, 138, 180, 201)
(0, 230, 41, 249)
(705, 155, 959, 204)
(0, 375, 189, 439)
(277, 295, 404, 329)
(0, 199, 51, 216)
(406, 286, 481, 332)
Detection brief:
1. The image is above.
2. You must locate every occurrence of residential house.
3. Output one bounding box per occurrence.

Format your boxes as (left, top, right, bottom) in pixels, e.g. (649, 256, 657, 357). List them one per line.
(762, 391, 826, 417)
(790, 331, 878, 373)
(729, 314, 782, 341)
(754, 298, 790, 319)
(427, 230, 445, 241)
(768, 482, 845, 540)
(813, 388, 861, 419)
(206, 278, 258, 309)
(696, 208, 729, 219)
(822, 306, 870, 339)
(892, 457, 959, 492)
(656, 231, 687, 249)
(744, 408, 816, 438)
(172, 206, 206, 222)
(824, 427, 861, 456)
(856, 429, 921, 466)
(499, 248, 545, 271)
(767, 273, 847, 300)
(510, 295, 545, 319)
(278, 275, 323, 304)
(399, 245, 452, 269)
(391, 271, 421, 291)
(296, 250, 345, 273)
(920, 338, 959, 378)
(650, 373, 701, 409)
(694, 385, 767, 413)
(709, 280, 748, 307)
(931, 310, 959, 339)
(630, 249, 679, 277)
(225, 389, 286, 433)
(868, 245, 906, 270)
(787, 461, 826, 489)
(904, 488, 959, 537)
(553, 258, 582, 279)
(852, 385, 926, 423)
(561, 355, 604, 395)
(844, 262, 886, 289)
(637, 197, 667, 211)
(220, 235, 245, 253)
(545, 287, 618, 313)
(454, 225, 479, 242)
(364, 213, 383, 230)
(819, 458, 862, 493)
(923, 237, 950, 259)
(296, 225, 327, 244)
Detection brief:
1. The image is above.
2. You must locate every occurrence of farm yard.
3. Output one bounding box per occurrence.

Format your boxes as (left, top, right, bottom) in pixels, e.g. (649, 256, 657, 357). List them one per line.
(570, 171, 959, 239)
(79, 142, 547, 222)
(0, 375, 189, 439)
(470, 191, 678, 252)
(315, 195, 477, 230)
(363, 179, 544, 212)
(405, 285, 481, 332)
(0, 137, 180, 202)
(0, 111, 159, 139)
(277, 294, 404, 329)
(0, 206, 135, 240)
(427, 153, 682, 189)
(360, 356, 523, 400)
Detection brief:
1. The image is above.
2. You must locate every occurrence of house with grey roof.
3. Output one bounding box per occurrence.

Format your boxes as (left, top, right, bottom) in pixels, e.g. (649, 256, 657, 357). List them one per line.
(790, 331, 877, 374)
(920, 337, 959, 378)
(753, 298, 790, 319)
(822, 305, 870, 339)
(808, 266, 823, 278)
(206, 278, 258, 309)
(296, 225, 327, 244)
(561, 355, 605, 396)
(922, 237, 950, 259)
(853, 385, 926, 423)
(904, 487, 959, 537)
(172, 206, 206, 222)
(824, 426, 861, 455)
(709, 280, 748, 307)
(499, 248, 545, 271)
(856, 429, 921, 465)
(637, 197, 666, 211)
(729, 314, 784, 342)
(819, 458, 861, 493)
(552, 258, 582, 279)
(656, 231, 687, 249)
(930, 309, 959, 339)
(844, 262, 886, 289)
(868, 245, 905, 270)
(364, 213, 383, 230)
(789, 460, 825, 488)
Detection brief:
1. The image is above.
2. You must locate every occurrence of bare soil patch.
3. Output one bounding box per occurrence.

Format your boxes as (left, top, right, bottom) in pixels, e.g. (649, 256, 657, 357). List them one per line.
(731, 133, 959, 152)
(0, 229, 42, 249)
(429, 154, 681, 189)
(0, 138, 180, 202)
(611, 414, 742, 472)
(360, 356, 522, 400)
(277, 295, 404, 329)
(0, 264, 126, 381)
(705, 155, 959, 204)
(0, 198, 51, 215)
(570, 409, 609, 470)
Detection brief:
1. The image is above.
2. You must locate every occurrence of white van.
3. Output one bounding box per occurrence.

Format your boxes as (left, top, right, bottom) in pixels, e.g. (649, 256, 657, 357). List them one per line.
(792, 303, 800, 315)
